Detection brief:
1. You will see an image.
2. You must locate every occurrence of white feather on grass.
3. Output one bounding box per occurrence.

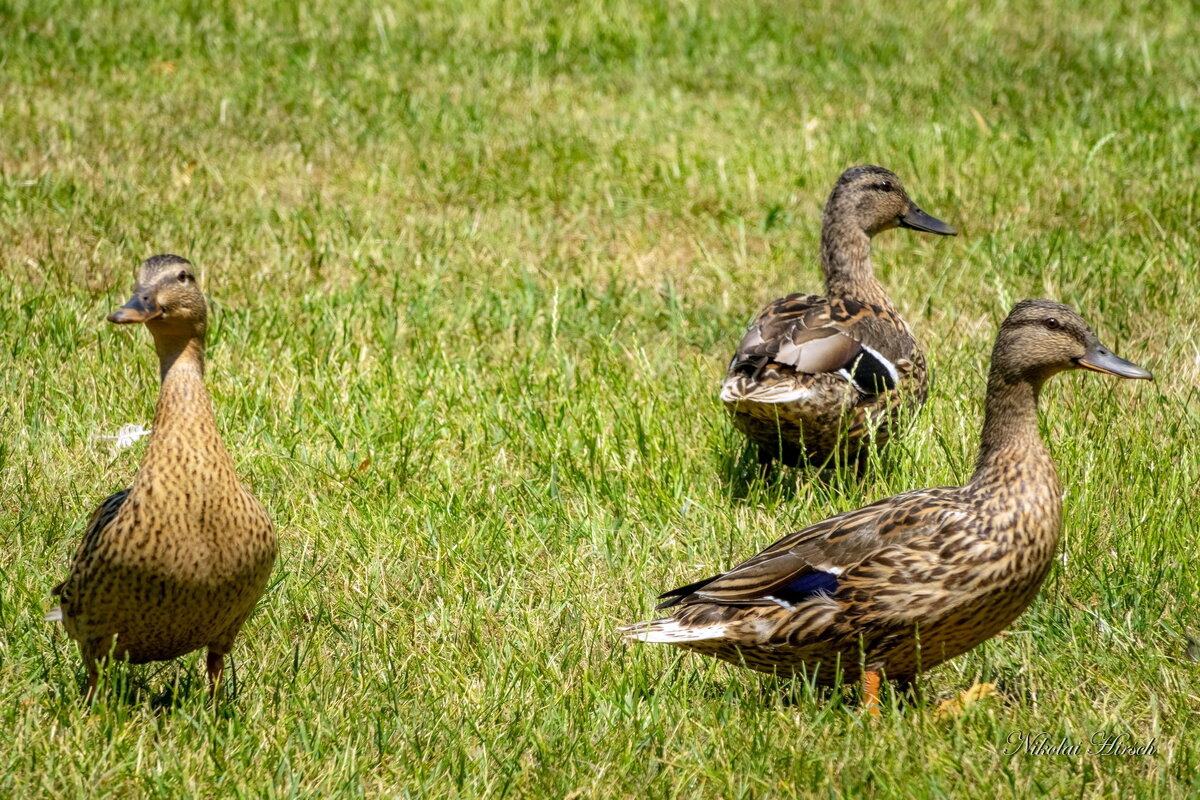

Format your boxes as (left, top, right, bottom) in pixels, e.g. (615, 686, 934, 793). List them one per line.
(93, 423, 152, 450)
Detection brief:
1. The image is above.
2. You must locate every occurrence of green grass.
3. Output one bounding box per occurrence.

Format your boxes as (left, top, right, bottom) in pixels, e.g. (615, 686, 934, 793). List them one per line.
(2, 0, 1198, 796)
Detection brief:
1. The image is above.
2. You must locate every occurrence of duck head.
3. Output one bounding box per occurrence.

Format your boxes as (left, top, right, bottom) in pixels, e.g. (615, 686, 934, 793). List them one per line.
(109, 254, 207, 340)
(992, 299, 1152, 384)
(826, 165, 957, 238)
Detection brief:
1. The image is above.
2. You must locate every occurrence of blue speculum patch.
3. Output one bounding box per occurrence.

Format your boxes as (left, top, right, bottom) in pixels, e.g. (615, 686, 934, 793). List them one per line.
(774, 570, 839, 602)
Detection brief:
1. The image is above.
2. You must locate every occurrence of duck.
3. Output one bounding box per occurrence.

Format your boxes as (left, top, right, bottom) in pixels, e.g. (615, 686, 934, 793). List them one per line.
(626, 299, 1151, 712)
(47, 255, 277, 698)
(721, 165, 956, 469)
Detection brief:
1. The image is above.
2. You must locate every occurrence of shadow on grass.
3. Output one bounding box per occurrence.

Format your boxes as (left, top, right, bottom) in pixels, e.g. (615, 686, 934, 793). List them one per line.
(718, 437, 907, 506)
(642, 651, 1028, 718)
(637, 655, 857, 712)
(54, 657, 242, 718)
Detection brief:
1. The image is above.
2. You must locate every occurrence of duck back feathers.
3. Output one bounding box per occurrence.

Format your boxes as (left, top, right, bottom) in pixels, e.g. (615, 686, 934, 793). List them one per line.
(722, 166, 953, 467)
(721, 293, 927, 466)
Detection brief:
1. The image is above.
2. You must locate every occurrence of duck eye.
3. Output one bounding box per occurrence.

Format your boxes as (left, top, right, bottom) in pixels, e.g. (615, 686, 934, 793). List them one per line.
(177, 271, 189, 283)
(874, 181, 894, 192)
(1044, 318, 1061, 330)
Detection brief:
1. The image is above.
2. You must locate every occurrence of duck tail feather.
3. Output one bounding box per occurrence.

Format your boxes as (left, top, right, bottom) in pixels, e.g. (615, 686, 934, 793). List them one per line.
(618, 618, 728, 644)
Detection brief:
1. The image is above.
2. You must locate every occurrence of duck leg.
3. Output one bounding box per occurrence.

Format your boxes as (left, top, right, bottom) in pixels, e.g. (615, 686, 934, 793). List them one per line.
(862, 669, 883, 717)
(84, 663, 99, 703)
(206, 650, 225, 697)
(852, 445, 872, 477)
(756, 447, 776, 479)
(80, 637, 112, 703)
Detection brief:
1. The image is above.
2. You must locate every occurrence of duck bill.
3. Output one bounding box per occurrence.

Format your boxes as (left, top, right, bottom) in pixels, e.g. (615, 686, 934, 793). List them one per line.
(107, 291, 163, 324)
(898, 205, 957, 236)
(1076, 342, 1153, 380)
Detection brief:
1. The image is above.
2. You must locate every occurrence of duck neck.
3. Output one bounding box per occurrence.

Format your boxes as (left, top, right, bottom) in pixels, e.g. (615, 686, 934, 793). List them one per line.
(141, 335, 228, 471)
(820, 218, 890, 307)
(970, 371, 1057, 489)
(155, 335, 206, 383)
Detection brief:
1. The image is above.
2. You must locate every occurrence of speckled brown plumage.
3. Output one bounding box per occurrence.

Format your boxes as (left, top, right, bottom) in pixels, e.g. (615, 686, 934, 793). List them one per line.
(721, 166, 955, 468)
(49, 255, 276, 697)
(628, 300, 1152, 704)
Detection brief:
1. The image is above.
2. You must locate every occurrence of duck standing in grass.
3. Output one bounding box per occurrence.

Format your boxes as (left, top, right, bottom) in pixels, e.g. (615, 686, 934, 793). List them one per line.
(722, 165, 956, 469)
(627, 300, 1150, 712)
(48, 255, 276, 698)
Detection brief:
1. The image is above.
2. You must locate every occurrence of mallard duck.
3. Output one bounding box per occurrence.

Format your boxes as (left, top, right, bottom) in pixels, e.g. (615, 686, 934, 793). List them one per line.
(627, 299, 1150, 711)
(722, 165, 956, 469)
(47, 255, 276, 698)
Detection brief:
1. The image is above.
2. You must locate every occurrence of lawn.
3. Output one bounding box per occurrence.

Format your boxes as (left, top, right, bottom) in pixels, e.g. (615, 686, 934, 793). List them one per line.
(1, 0, 1198, 796)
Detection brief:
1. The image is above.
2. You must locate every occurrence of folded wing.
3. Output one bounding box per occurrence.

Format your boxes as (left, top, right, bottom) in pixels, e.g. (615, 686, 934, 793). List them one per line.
(725, 295, 902, 399)
(657, 488, 962, 610)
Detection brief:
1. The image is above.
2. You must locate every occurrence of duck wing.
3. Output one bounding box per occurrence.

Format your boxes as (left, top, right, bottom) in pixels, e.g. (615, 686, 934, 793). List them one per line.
(656, 487, 964, 610)
(50, 488, 131, 610)
(724, 294, 905, 399)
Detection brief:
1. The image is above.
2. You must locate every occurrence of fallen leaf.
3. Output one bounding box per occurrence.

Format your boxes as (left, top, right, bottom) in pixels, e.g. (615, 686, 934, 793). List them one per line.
(935, 682, 998, 719)
(172, 161, 196, 187)
(969, 107, 991, 135)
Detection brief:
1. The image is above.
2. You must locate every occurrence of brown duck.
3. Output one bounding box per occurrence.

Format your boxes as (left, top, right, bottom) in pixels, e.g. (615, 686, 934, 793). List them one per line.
(722, 165, 956, 469)
(629, 300, 1151, 711)
(48, 255, 276, 697)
